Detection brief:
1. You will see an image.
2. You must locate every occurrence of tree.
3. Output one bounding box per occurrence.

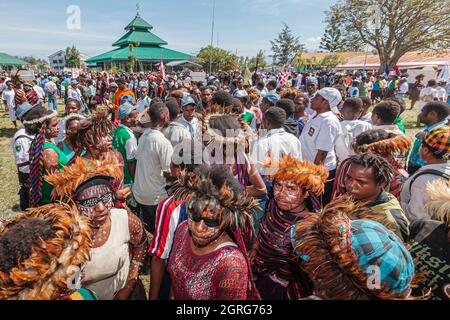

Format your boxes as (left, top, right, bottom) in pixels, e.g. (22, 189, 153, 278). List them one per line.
(329, 0, 450, 71)
(248, 50, 267, 72)
(65, 45, 81, 68)
(270, 23, 305, 66)
(197, 46, 238, 72)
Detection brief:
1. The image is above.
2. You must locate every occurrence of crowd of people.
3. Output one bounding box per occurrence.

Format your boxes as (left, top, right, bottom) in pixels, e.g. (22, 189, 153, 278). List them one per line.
(0, 67, 449, 300)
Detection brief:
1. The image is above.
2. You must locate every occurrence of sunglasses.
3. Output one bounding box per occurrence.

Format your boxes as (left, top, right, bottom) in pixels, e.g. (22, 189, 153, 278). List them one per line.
(187, 209, 221, 228)
(76, 192, 113, 209)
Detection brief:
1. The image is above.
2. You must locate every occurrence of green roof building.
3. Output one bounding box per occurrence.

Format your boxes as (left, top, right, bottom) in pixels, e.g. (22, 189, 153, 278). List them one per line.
(85, 13, 191, 71)
(0, 53, 29, 70)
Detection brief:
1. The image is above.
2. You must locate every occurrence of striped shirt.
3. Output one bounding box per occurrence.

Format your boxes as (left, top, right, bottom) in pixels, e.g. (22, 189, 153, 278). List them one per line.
(149, 196, 187, 260)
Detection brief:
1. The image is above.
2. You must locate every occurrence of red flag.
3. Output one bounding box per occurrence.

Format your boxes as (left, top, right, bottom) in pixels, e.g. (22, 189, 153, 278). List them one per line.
(159, 60, 166, 81)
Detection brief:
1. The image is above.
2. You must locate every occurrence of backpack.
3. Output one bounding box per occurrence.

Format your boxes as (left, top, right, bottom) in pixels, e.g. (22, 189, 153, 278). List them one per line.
(408, 169, 450, 193)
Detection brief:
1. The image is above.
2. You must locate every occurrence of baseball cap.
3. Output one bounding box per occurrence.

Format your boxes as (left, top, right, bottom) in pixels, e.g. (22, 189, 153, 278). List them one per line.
(71, 80, 78, 85)
(263, 92, 280, 105)
(316, 87, 342, 113)
(307, 77, 318, 85)
(15, 103, 36, 120)
(118, 102, 137, 120)
(181, 96, 197, 108)
(120, 94, 134, 104)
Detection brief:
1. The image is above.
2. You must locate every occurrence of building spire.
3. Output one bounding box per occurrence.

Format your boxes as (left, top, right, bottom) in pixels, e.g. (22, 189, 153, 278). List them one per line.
(136, 3, 140, 16)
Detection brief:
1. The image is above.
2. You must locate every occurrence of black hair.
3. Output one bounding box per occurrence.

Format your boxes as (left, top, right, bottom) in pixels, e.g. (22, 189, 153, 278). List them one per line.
(165, 97, 181, 120)
(360, 96, 372, 108)
(0, 218, 53, 273)
(423, 101, 450, 120)
(194, 164, 242, 195)
(385, 97, 406, 115)
(354, 129, 391, 147)
(275, 98, 295, 117)
(209, 114, 241, 137)
(427, 79, 437, 87)
(343, 97, 363, 114)
(349, 152, 393, 186)
(211, 90, 234, 108)
(149, 102, 168, 122)
(264, 107, 286, 128)
(267, 80, 277, 89)
(150, 97, 163, 105)
(372, 101, 400, 124)
(66, 98, 81, 111)
(23, 107, 51, 135)
(231, 98, 244, 114)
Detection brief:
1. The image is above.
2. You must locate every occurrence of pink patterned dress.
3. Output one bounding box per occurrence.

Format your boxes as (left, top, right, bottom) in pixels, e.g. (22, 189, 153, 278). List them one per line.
(167, 221, 249, 300)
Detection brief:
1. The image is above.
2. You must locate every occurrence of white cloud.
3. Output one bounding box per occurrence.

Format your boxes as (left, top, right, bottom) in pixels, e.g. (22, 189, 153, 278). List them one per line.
(0, 26, 116, 41)
(304, 36, 322, 49)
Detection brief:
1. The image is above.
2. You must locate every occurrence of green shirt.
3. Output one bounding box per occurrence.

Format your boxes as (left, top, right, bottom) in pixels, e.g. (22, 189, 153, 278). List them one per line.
(241, 110, 255, 127)
(113, 124, 137, 185)
(359, 82, 369, 97)
(393, 117, 406, 134)
(41, 141, 69, 205)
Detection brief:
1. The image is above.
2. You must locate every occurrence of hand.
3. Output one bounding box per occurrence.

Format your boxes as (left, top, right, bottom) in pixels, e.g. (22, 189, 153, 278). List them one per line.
(113, 287, 133, 300)
(116, 187, 132, 202)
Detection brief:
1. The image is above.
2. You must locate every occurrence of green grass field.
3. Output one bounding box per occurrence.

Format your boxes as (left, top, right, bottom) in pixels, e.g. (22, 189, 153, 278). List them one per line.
(0, 98, 422, 219)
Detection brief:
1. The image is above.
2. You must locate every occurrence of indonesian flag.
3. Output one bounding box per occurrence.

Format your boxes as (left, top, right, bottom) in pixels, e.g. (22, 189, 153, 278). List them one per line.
(159, 60, 166, 81)
(278, 67, 290, 87)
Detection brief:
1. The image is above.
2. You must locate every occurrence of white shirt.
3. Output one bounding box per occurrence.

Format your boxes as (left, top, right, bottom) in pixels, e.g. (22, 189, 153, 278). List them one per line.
(2, 88, 15, 109)
(419, 87, 437, 110)
(398, 82, 409, 94)
(11, 128, 34, 173)
(251, 128, 302, 175)
(300, 111, 342, 171)
(163, 121, 191, 147)
(306, 92, 317, 116)
(136, 96, 151, 113)
(133, 129, 173, 206)
(33, 85, 45, 100)
(335, 120, 373, 164)
(436, 87, 448, 102)
(177, 116, 201, 141)
(400, 162, 450, 222)
(68, 87, 83, 103)
(359, 112, 372, 123)
(44, 81, 57, 95)
(372, 124, 405, 136)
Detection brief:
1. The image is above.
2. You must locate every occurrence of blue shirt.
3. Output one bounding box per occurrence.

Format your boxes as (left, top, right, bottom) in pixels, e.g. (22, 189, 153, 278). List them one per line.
(409, 120, 448, 167)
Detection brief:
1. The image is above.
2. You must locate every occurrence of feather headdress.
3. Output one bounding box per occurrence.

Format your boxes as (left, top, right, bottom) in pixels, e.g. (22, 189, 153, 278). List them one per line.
(291, 194, 415, 300)
(0, 203, 92, 300)
(353, 134, 412, 157)
(45, 156, 121, 202)
(262, 155, 328, 195)
(425, 178, 450, 225)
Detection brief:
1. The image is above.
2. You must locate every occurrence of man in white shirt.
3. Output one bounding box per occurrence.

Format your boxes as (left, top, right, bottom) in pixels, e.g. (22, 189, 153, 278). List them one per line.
(2, 80, 17, 128)
(436, 81, 448, 102)
(335, 98, 372, 164)
(44, 79, 58, 111)
(136, 86, 151, 113)
(33, 80, 46, 107)
(397, 78, 409, 98)
(177, 96, 201, 141)
(401, 126, 450, 222)
(67, 80, 84, 107)
(163, 97, 191, 147)
(419, 79, 438, 111)
(133, 102, 173, 233)
(12, 103, 38, 210)
(300, 87, 342, 205)
(251, 106, 302, 177)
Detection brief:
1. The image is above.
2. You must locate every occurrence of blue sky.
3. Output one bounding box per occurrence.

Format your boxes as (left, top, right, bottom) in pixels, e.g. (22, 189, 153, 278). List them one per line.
(0, 0, 335, 61)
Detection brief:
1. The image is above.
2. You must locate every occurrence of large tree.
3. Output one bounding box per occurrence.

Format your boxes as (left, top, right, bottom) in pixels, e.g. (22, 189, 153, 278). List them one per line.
(197, 46, 238, 72)
(320, 6, 365, 52)
(270, 23, 305, 66)
(65, 45, 81, 68)
(330, 0, 450, 71)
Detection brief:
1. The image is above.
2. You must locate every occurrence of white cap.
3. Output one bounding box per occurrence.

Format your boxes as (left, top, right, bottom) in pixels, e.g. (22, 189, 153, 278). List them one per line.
(317, 87, 342, 113)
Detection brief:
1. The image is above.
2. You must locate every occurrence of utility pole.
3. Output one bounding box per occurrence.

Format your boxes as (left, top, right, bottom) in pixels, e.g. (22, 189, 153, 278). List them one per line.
(209, 0, 216, 75)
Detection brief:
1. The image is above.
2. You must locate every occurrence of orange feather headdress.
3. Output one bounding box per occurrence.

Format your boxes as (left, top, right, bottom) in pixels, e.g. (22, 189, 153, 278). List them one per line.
(353, 134, 412, 157)
(262, 155, 329, 195)
(0, 203, 92, 300)
(45, 156, 121, 202)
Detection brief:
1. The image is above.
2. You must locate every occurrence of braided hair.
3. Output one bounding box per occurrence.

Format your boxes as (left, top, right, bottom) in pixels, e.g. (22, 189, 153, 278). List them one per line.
(29, 110, 56, 207)
(349, 152, 394, 187)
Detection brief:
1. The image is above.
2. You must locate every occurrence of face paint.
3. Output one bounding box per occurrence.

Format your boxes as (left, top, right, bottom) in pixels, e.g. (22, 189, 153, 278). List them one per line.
(75, 184, 113, 228)
(273, 180, 307, 212)
(187, 197, 226, 248)
(95, 134, 113, 153)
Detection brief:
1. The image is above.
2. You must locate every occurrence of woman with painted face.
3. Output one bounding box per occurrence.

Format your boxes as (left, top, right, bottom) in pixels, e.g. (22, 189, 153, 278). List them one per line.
(46, 157, 147, 300)
(167, 165, 261, 300)
(28, 109, 68, 207)
(250, 155, 328, 300)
